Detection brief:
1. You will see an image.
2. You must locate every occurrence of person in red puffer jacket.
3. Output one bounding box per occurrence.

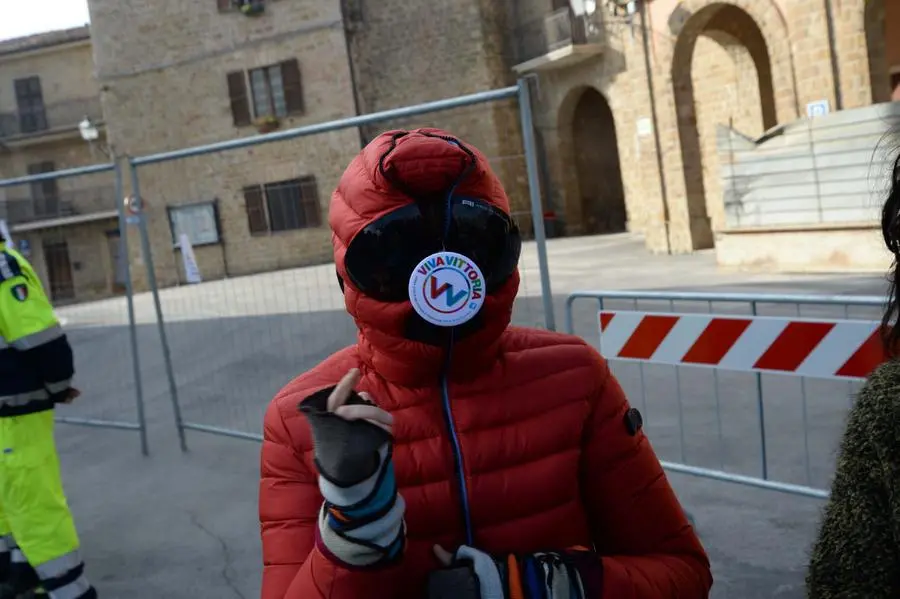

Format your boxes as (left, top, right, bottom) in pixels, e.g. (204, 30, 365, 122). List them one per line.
(258, 128, 712, 599)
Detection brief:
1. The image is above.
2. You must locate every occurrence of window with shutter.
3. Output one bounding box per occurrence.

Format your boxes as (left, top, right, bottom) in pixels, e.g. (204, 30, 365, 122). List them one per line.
(243, 185, 269, 234)
(15, 76, 47, 133)
(216, 0, 234, 11)
(27, 161, 59, 217)
(245, 177, 320, 233)
(249, 66, 277, 118)
(280, 60, 305, 115)
(227, 71, 252, 127)
(247, 60, 303, 119)
(264, 180, 301, 232)
(298, 176, 320, 227)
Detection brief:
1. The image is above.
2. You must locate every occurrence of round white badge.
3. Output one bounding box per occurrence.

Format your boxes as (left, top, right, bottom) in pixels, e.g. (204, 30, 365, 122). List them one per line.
(408, 251, 487, 327)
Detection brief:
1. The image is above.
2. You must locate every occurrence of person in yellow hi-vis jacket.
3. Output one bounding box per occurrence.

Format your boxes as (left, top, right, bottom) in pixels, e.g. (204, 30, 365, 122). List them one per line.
(0, 233, 97, 599)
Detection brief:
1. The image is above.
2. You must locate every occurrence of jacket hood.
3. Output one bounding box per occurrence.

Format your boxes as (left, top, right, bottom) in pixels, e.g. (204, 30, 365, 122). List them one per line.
(330, 128, 519, 386)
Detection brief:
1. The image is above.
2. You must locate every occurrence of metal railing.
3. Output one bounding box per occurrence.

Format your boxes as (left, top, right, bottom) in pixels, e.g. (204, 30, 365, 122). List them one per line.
(719, 102, 900, 228)
(512, 8, 605, 65)
(0, 97, 103, 139)
(126, 80, 554, 450)
(0, 186, 117, 225)
(0, 82, 555, 455)
(565, 290, 885, 499)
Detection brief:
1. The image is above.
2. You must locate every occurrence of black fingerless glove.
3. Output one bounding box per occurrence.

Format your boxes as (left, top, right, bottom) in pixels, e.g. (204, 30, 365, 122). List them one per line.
(298, 386, 392, 486)
(298, 386, 405, 568)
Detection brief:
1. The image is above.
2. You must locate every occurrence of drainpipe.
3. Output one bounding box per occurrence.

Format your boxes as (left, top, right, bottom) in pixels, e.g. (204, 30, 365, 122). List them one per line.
(638, 0, 672, 253)
(823, 0, 843, 110)
(339, 0, 367, 149)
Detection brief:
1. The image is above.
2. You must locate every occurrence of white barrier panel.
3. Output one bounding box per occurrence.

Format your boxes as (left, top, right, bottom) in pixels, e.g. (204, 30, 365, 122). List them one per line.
(599, 310, 884, 381)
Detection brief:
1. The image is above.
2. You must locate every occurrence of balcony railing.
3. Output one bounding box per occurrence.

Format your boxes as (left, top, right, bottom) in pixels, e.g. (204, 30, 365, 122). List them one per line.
(513, 8, 605, 68)
(0, 187, 117, 226)
(0, 97, 103, 139)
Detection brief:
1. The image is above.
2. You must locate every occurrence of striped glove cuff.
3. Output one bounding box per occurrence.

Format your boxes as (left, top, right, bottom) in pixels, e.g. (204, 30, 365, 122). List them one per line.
(427, 547, 602, 599)
(316, 443, 406, 568)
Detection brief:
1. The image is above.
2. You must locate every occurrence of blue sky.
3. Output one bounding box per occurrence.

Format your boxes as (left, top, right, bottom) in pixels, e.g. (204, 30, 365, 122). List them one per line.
(0, 0, 90, 42)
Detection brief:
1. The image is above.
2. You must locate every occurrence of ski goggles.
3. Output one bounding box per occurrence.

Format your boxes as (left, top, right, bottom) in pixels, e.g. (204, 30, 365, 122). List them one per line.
(343, 196, 522, 303)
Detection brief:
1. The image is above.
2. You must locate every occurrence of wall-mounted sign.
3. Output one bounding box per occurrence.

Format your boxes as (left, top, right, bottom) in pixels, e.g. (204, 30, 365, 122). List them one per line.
(124, 195, 143, 225)
(167, 201, 221, 247)
(0, 219, 11, 246)
(636, 117, 653, 137)
(806, 100, 830, 118)
(125, 195, 142, 214)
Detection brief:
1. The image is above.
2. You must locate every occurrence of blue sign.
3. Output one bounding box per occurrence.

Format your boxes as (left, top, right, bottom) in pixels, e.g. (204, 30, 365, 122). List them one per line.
(806, 100, 830, 118)
(18, 239, 30, 256)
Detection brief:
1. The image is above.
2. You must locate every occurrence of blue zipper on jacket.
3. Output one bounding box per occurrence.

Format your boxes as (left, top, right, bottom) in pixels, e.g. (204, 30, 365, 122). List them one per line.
(438, 152, 476, 546)
(440, 339, 474, 547)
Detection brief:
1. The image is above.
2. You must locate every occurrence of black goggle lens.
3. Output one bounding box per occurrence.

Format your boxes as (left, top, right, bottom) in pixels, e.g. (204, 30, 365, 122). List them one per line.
(344, 197, 521, 303)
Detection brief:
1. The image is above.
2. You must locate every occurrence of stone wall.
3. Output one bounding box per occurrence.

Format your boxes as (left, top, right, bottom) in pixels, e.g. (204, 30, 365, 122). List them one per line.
(345, 0, 530, 224)
(15, 220, 119, 303)
(0, 38, 96, 116)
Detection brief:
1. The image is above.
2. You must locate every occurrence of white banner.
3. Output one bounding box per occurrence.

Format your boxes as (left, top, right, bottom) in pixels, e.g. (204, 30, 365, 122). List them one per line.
(0, 219, 12, 246)
(179, 233, 202, 284)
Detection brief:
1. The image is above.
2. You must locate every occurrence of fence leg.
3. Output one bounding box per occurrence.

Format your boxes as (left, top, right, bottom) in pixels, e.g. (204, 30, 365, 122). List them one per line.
(128, 161, 188, 452)
(751, 301, 769, 480)
(114, 156, 150, 457)
(517, 77, 556, 332)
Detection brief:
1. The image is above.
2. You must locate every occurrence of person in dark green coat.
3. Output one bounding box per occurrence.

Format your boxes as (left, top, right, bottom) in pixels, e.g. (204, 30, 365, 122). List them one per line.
(806, 155, 900, 598)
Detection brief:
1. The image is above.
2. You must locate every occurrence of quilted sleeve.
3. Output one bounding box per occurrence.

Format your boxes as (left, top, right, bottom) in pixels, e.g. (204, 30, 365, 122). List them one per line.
(580, 351, 713, 598)
(259, 398, 405, 599)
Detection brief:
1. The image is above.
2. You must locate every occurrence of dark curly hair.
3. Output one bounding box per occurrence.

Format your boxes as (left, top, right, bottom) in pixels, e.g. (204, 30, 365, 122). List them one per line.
(880, 153, 900, 354)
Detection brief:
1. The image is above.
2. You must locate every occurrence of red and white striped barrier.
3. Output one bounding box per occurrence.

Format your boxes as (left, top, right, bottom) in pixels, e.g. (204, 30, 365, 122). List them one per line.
(598, 311, 888, 380)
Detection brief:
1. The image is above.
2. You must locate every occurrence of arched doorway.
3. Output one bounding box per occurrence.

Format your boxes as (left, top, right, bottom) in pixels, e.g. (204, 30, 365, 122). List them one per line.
(571, 88, 627, 235)
(671, 3, 778, 249)
(865, 0, 899, 103)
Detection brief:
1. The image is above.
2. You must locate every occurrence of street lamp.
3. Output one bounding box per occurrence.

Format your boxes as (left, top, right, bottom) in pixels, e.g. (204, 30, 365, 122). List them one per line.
(79, 116, 99, 142)
(78, 116, 113, 160)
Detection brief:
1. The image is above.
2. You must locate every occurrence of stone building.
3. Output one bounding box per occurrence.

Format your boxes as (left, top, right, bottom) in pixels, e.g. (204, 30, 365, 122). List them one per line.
(0, 27, 120, 303)
(80, 0, 533, 293)
(3, 0, 899, 302)
(83, 0, 363, 290)
(81, 0, 900, 284)
(514, 0, 900, 271)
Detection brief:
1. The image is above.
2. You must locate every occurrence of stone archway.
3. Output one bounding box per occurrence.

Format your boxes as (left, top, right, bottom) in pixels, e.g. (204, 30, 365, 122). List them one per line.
(671, 2, 780, 249)
(566, 88, 628, 235)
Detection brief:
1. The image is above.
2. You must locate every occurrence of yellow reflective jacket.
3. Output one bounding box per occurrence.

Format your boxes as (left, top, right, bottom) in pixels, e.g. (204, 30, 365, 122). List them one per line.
(0, 241, 74, 417)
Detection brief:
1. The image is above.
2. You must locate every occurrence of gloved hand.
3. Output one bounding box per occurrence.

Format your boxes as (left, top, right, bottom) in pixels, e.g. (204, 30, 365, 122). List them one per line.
(299, 369, 392, 485)
(428, 544, 599, 599)
(61, 388, 81, 405)
(429, 546, 506, 599)
(298, 368, 405, 568)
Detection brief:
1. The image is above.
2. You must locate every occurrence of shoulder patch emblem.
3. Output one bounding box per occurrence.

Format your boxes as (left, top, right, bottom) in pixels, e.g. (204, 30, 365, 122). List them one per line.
(11, 284, 28, 302)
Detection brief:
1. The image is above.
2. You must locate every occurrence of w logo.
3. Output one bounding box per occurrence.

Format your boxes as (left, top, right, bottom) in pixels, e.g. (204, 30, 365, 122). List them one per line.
(430, 276, 467, 307)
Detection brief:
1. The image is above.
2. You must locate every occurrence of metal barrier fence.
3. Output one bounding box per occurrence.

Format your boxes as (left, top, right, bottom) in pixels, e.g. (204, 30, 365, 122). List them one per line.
(0, 161, 151, 455)
(126, 81, 555, 447)
(565, 290, 885, 499)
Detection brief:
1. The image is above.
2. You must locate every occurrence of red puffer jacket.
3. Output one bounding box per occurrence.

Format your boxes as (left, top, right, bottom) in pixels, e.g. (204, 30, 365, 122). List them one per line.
(259, 129, 712, 599)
